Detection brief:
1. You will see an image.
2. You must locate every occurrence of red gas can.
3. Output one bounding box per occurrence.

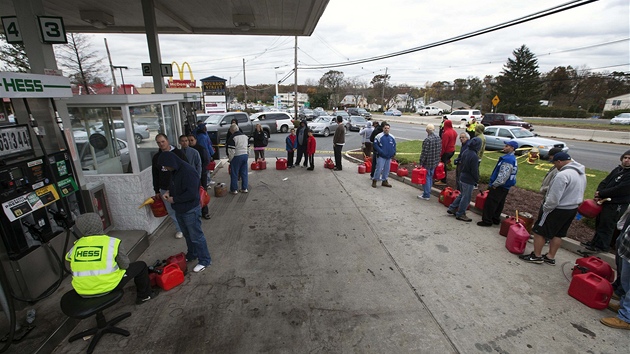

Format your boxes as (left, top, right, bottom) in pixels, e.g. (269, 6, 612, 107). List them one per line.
(324, 158, 335, 169)
(358, 164, 366, 174)
(276, 158, 287, 170)
(397, 168, 408, 177)
(505, 222, 530, 254)
(364, 160, 372, 173)
(251, 161, 260, 170)
(156, 263, 185, 291)
(568, 272, 613, 309)
(475, 190, 488, 210)
(572, 256, 615, 282)
(390, 160, 399, 173)
(411, 166, 427, 184)
(258, 160, 267, 170)
(434, 162, 446, 180)
(443, 189, 461, 207)
(206, 160, 216, 171)
(438, 187, 453, 206)
(499, 216, 517, 237)
(578, 199, 603, 218)
(150, 196, 168, 217)
(166, 252, 187, 274)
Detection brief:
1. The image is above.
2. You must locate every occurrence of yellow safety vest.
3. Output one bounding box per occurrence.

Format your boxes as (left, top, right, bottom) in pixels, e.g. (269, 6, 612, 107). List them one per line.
(467, 122, 476, 132)
(65, 235, 126, 296)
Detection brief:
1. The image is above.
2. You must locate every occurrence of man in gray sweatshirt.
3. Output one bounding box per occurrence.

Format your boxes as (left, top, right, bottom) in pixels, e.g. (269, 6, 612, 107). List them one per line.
(520, 152, 586, 265)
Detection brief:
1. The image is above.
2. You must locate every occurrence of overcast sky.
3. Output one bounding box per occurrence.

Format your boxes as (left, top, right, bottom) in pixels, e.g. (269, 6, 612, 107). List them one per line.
(84, 0, 629, 88)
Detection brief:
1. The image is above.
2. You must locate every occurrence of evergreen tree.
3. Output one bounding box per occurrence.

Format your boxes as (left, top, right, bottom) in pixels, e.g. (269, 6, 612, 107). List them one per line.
(0, 37, 30, 72)
(495, 45, 542, 114)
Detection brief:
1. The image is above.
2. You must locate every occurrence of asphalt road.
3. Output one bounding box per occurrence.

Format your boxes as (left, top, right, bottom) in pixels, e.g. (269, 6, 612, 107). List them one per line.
(258, 118, 627, 172)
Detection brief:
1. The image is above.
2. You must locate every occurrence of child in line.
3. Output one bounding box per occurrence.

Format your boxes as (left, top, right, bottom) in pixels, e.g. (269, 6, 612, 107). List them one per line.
(306, 130, 316, 171)
(285, 128, 297, 168)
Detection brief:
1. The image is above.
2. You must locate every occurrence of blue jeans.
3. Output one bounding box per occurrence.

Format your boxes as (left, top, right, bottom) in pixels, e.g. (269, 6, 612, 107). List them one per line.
(448, 181, 474, 217)
(618, 257, 630, 323)
(373, 157, 391, 181)
(160, 189, 181, 232)
(175, 205, 212, 267)
(422, 167, 435, 199)
(230, 154, 248, 192)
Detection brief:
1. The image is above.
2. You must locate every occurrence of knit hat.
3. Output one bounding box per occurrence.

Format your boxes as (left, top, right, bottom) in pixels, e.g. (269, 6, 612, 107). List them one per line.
(505, 141, 519, 150)
(75, 213, 104, 237)
(547, 147, 563, 157)
(552, 152, 572, 162)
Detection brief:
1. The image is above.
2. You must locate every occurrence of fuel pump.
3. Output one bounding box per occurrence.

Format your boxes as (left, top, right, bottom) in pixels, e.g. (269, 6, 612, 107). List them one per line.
(0, 72, 79, 346)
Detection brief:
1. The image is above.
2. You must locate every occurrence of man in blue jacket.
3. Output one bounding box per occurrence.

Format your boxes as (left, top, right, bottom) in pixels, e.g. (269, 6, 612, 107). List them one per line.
(158, 151, 212, 273)
(477, 140, 518, 227)
(447, 137, 481, 222)
(372, 123, 396, 188)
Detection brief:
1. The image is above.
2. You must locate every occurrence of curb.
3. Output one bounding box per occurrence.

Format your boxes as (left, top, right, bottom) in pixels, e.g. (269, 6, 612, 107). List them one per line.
(344, 151, 616, 268)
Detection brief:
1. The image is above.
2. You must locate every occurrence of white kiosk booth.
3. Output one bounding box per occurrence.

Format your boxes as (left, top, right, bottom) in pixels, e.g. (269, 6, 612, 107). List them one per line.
(63, 94, 185, 234)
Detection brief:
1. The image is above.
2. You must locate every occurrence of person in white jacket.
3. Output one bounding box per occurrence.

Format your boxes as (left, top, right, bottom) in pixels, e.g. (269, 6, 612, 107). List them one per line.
(520, 152, 586, 265)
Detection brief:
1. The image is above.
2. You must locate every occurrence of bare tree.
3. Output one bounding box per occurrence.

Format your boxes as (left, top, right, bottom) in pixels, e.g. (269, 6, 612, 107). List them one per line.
(55, 33, 107, 94)
(0, 36, 30, 72)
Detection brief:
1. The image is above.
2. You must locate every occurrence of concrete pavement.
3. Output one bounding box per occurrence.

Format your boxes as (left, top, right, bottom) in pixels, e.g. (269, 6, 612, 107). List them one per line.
(42, 157, 629, 353)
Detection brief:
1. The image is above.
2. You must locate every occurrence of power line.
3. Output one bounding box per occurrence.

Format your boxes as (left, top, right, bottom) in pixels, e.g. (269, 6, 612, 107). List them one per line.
(299, 0, 599, 70)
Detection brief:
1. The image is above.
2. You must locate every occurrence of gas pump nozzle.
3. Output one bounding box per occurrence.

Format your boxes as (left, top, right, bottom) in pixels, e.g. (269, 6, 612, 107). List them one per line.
(48, 207, 74, 229)
(22, 220, 44, 240)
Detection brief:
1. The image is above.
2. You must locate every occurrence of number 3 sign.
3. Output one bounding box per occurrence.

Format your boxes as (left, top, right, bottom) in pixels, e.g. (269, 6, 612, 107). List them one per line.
(37, 16, 67, 44)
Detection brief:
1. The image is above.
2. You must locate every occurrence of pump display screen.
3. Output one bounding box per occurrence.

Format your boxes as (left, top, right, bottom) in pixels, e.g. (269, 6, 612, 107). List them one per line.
(0, 125, 33, 159)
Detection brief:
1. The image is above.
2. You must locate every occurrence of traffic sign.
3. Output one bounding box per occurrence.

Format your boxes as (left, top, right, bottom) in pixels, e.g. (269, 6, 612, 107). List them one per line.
(492, 95, 500, 106)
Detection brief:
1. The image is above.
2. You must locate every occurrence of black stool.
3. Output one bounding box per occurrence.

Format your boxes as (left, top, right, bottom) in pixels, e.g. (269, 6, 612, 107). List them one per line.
(60, 289, 131, 354)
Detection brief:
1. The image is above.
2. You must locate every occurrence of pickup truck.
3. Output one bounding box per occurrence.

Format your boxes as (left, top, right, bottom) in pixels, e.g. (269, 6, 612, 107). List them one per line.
(199, 112, 270, 143)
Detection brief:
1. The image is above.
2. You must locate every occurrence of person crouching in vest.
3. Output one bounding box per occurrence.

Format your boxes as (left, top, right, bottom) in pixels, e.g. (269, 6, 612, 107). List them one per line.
(66, 213, 158, 304)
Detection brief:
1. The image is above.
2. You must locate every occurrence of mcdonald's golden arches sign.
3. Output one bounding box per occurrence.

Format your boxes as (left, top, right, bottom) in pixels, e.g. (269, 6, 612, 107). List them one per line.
(168, 61, 196, 88)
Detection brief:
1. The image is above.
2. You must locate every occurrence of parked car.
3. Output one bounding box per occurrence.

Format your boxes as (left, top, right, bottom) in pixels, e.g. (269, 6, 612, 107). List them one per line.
(384, 109, 402, 116)
(201, 112, 263, 143)
(298, 109, 314, 120)
(481, 113, 533, 131)
(417, 106, 443, 116)
(333, 110, 350, 120)
(308, 115, 347, 137)
(444, 109, 482, 124)
(610, 113, 630, 125)
(133, 117, 161, 131)
(483, 125, 568, 158)
(93, 120, 150, 144)
(347, 107, 372, 120)
(346, 116, 367, 132)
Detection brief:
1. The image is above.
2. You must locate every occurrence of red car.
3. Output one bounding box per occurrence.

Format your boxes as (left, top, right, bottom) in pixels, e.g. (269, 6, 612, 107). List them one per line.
(481, 113, 533, 131)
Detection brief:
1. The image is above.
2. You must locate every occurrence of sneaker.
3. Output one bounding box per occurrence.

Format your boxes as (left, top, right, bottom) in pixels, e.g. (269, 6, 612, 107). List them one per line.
(193, 264, 207, 273)
(136, 290, 159, 305)
(175, 232, 183, 239)
(230, 190, 238, 195)
(542, 254, 556, 266)
(519, 252, 544, 264)
(600, 317, 630, 330)
(240, 189, 249, 193)
(456, 215, 472, 222)
(446, 209, 456, 215)
(417, 195, 430, 201)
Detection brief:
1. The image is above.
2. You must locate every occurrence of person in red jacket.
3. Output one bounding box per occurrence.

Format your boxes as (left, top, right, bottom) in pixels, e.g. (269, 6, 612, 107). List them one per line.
(306, 130, 317, 171)
(436, 119, 457, 185)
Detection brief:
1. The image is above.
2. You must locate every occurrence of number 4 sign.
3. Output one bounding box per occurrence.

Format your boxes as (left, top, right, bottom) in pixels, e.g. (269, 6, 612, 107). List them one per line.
(1, 17, 22, 43)
(37, 16, 67, 44)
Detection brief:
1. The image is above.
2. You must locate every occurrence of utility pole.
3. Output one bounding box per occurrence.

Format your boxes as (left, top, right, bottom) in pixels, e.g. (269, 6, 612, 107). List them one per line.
(294, 36, 298, 119)
(381, 67, 388, 111)
(112, 66, 129, 94)
(243, 58, 247, 108)
(104, 38, 118, 94)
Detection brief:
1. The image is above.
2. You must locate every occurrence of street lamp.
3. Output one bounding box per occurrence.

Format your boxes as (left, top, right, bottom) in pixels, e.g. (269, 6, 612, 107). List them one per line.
(112, 65, 129, 94)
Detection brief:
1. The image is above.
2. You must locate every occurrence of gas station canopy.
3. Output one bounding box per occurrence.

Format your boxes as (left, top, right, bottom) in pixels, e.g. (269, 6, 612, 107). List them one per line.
(0, 0, 329, 36)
